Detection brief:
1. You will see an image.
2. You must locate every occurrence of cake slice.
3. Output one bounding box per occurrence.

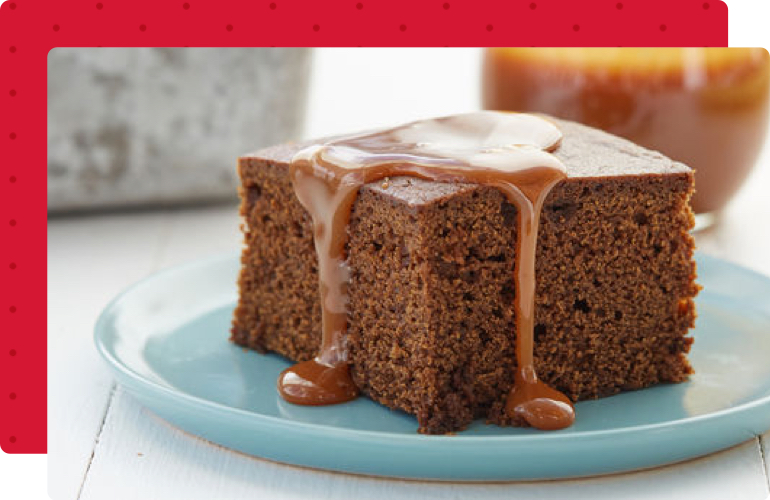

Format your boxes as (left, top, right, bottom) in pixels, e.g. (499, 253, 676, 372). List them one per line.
(231, 115, 698, 434)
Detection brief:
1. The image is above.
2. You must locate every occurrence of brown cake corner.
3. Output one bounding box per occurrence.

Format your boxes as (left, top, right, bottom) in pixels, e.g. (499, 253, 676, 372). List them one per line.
(231, 116, 699, 434)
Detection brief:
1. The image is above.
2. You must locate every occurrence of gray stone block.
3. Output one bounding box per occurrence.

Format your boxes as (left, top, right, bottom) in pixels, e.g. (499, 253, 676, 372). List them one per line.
(47, 47, 311, 211)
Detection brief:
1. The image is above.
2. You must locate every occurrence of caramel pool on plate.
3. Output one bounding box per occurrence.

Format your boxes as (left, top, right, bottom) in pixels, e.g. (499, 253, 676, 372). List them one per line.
(482, 48, 770, 215)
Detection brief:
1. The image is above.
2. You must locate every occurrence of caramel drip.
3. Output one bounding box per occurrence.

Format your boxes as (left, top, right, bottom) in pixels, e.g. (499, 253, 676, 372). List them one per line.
(277, 111, 576, 430)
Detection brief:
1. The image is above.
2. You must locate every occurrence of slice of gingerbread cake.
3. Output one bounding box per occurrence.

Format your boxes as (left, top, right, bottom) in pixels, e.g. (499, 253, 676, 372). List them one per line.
(231, 112, 698, 434)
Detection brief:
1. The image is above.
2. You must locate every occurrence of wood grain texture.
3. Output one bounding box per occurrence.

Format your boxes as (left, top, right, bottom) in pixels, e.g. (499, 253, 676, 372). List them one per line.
(48, 205, 241, 499)
(79, 389, 770, 500)
(762, 432, 770, 491)
(48, 211, 170, 499)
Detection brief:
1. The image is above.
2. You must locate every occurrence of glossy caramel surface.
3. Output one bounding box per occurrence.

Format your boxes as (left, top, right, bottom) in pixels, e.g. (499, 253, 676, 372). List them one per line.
(278, 112, 575, 430)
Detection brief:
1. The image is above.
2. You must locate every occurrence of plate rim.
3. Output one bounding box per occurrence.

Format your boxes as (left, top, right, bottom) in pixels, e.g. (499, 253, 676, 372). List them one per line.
(94, 251, 770, 446)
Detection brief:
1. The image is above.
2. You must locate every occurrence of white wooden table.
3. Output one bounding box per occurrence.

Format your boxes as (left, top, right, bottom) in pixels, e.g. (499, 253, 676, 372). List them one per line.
(48, 49, 770, 499)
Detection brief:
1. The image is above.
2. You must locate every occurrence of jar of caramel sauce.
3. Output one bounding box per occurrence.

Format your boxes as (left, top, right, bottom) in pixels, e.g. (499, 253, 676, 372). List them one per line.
(482, 48, 770, 215)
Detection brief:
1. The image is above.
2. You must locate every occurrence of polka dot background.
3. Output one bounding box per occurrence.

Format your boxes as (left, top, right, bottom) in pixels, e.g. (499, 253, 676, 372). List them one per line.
(0, 0, 727, 455)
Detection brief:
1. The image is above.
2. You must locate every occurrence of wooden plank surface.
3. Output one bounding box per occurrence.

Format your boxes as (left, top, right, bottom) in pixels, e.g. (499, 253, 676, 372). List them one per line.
(78, 389, 770, 500)
(48, 210, 170, 499)
(762, 432, 770, 491)
(48, 204, 241, 499)
(45, 200, 770, 500)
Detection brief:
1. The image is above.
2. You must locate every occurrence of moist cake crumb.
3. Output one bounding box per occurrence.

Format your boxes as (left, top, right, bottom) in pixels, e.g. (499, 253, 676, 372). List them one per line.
(231, 115, 698, 434)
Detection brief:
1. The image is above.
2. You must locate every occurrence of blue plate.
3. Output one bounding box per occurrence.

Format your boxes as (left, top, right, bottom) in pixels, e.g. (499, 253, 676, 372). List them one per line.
(94, 253, 770, 481)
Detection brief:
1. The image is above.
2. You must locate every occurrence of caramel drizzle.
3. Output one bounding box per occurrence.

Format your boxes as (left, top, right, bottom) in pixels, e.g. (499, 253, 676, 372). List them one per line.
(277, 112, 576, 430)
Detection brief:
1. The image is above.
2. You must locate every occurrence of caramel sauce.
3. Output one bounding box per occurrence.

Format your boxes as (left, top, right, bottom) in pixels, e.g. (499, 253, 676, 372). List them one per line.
(277, 111, 575, 431)
(482, 48, 770, 214)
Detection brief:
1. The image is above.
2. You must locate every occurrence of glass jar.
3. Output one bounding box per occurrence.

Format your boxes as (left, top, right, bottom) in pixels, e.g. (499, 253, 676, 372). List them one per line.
(482, 48, 770, 219)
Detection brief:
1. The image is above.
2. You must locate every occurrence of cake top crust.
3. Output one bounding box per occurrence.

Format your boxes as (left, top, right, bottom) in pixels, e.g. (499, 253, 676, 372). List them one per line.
(242, 115, 691, 207)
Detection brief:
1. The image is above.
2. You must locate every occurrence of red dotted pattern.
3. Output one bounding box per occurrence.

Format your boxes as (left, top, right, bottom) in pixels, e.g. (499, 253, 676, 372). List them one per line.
(0, 0, 728, 455)
(0, 0, 718, 46)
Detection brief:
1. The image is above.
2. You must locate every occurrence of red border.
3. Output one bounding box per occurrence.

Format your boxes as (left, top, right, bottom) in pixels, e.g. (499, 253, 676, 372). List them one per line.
(0, 0, 727, 454)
